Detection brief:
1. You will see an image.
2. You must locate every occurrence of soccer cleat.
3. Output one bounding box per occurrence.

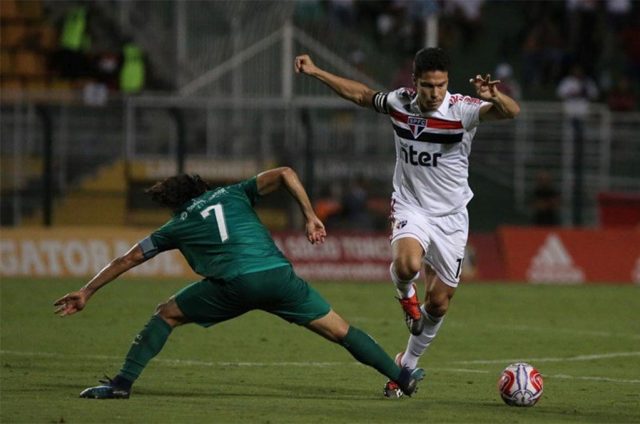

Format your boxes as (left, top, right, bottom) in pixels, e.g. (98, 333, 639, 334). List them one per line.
(396, 366, 426, 397)
(383, 365, 426, 399)
(383, 353, 405, 398)
(383, 380, 403, 399)
(397, 285, 425, 335)
(79, 376, 131, 399)
(383, 351, 425, 399)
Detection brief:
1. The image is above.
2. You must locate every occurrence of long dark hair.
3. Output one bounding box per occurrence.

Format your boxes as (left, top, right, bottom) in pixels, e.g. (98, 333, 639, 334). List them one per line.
(145, 174, 210, 210)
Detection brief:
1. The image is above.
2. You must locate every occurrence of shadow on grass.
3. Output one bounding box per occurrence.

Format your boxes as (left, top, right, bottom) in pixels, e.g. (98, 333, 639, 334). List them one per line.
(134, 382, 377, 402)
(41, 381, 378, 401)
(433, 398, 640, 423)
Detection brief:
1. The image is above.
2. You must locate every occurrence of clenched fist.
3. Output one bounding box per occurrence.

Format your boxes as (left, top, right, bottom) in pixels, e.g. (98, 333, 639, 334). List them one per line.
(295, 54, 318, 76)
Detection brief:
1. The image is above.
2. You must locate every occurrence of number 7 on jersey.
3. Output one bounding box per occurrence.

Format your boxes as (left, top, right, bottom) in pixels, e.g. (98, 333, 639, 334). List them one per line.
(200, 204, 229, 242)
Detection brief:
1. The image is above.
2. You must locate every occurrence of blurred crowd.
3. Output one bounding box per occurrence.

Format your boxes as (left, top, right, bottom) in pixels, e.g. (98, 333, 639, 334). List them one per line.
(47, 4, 147, 104)
(315, 177, 390, 231)
(520, 0, 637, 110)
(10, 1, 639, 111)
(302, 0, 638, 111)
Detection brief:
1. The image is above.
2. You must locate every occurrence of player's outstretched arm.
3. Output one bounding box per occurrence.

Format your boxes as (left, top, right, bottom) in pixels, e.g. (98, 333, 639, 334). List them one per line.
(295, 54, 376, 109)
(470, 74, 521, 121)
(257, 167, 326, 244)
(53, 244, 148, 317)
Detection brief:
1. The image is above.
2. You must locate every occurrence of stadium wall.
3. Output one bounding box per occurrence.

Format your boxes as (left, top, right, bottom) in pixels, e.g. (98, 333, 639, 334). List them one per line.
(1, 227, 638, 284)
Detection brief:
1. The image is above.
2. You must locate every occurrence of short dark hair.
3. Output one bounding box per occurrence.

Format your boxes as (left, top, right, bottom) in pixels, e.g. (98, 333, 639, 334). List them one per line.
(145, 174, 210, 210)
(413, 47, 450, 76)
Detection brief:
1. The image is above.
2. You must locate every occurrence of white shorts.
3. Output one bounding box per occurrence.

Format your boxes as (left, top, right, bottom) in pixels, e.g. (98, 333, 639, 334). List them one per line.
(390, 198, 469, 287)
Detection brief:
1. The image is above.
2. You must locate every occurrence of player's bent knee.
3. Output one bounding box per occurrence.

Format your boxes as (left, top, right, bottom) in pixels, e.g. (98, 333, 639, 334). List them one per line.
(155, 298, 188, 327)
(307, 310, 349, 343)
(329, 325, 349, 342)
(393, 257, 422, 280)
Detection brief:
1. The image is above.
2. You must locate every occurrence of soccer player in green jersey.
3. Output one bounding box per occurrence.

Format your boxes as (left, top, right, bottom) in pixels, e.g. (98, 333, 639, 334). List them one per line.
(54, 167, 425, 399)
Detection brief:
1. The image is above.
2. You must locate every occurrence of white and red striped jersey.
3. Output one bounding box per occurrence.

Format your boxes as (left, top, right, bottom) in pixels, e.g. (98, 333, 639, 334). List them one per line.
(373, 88, 489, 216)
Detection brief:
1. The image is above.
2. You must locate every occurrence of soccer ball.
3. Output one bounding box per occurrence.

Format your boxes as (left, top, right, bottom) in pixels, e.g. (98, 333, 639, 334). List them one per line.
(497, 362, 543, 407)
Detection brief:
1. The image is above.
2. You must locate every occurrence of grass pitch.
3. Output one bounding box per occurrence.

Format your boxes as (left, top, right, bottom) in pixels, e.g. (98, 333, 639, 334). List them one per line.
(1, 278, 639, 423)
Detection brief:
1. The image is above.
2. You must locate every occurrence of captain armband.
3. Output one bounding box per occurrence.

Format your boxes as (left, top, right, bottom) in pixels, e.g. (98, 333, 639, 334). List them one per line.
(138, 237, 159, 259)
(373, 91, 389, 114)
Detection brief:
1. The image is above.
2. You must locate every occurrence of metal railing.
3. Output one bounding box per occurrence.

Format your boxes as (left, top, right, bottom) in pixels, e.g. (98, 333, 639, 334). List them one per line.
(2, 95, 639, 228)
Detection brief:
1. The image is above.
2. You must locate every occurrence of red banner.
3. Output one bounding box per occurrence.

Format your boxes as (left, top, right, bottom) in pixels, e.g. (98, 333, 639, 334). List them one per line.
(272, 232, 390, 280)
(272, 232, 498, 282)
(498, 226, 640, 284)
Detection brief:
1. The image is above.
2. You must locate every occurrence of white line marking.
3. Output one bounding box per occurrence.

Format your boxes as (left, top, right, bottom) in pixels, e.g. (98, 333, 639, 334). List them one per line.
(0, 350, 341, 368)
(452, 351, 640, 365)
(433, 368, 490, 374)
(550, 374, 640, 384)
(2, 350, 639, 384)
(474, 323, 640, 340)
(349, 319, 640, 340)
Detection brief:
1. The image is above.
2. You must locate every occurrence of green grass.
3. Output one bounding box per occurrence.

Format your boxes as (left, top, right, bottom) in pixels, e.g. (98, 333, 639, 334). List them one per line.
(1, 278, 639, 423)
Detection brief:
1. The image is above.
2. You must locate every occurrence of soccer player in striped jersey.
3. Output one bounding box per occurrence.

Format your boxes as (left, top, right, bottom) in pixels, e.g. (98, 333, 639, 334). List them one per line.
(295, 47, 520, 397)
(54, 167, 424, 399)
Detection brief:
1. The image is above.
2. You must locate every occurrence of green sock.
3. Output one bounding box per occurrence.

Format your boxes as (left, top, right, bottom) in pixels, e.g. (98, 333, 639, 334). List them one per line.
(340, 326, 401, 381)
(119, 315, 173, 382)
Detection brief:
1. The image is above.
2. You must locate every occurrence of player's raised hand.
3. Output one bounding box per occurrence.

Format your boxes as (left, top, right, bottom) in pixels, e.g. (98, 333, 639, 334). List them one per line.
(469, 74, 501, 101)
(295, 54, 318, 76)
(305, 216, 326, 245)
(53, 290, 88, 317)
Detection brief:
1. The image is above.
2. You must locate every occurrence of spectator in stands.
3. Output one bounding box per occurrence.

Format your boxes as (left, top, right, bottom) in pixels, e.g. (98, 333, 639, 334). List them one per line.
(606, 0, 632, 29)
(119, 41, 145, 94)
(374, 4, 398, 50)
(556, 63, 599, 119)
(521, 16, 566, 97)
(566, 0, 600, 76)
(600, 0, 632, 71)
(618, 8, 640, 84)
(51, 4, 91, 80)
(95, 51, 121, 91)
(442, 0, 485, 49)
(531, 171, 561, 226)
(607, 74, 637, 111)
(326, 0, 356, 27)
(341, 176, 373, 230)
(393, 0, 439, 54)
(315, 183, 343, 228)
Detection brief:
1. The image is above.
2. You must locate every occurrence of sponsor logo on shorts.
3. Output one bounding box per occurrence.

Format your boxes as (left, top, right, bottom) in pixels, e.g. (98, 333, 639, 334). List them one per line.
(394, 220, 407, 230)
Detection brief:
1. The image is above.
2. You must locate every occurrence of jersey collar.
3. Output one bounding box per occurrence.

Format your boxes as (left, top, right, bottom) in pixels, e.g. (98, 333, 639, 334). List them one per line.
(411, 91, 451, 117)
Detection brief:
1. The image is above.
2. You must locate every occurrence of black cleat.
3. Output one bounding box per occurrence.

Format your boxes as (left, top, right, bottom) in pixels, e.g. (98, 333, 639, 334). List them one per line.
(79, 376, 131, 399)
(383, 353, 425, 399)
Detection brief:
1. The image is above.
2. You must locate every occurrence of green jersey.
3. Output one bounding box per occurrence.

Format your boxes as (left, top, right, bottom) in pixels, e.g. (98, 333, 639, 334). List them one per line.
(139, 177, 290, 280)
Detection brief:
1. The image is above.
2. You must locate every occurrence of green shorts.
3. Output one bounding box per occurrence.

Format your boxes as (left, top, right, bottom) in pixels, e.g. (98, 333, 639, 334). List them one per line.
(174, 265, 331, 327)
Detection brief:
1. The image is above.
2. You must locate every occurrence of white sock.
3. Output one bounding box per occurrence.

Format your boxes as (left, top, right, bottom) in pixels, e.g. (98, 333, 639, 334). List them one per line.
(401, 305, 445, 369)
(389, 263, 419, 298)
